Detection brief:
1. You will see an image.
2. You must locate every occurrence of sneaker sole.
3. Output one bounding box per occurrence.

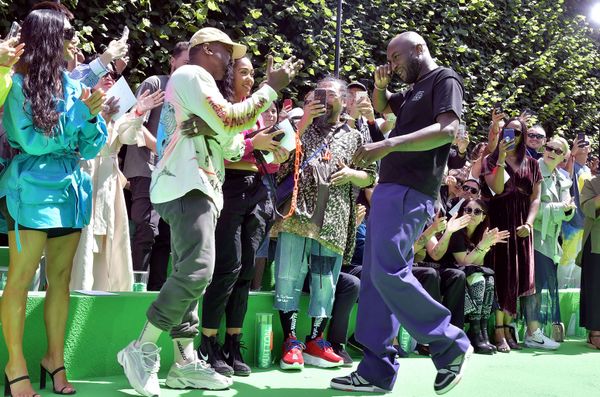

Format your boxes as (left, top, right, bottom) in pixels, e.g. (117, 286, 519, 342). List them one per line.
(434, 345, 474, 395)
(303, 353, 344, 368)
(280, 359, 304, 370)
(330, 380, 389, 393)
(524, 341, 560, 350)
(233, 369, 251, 377)
(117, 349, 159, 397)
(165, 376, 232, 390)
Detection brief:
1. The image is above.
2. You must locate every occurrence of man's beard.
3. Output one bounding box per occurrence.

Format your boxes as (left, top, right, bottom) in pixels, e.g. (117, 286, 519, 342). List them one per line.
(401, 55, 421, 84)
(314, 108, 335, 128)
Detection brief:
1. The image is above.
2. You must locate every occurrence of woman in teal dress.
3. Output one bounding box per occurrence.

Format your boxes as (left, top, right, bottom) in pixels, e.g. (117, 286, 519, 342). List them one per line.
(0, 10, 107, 397)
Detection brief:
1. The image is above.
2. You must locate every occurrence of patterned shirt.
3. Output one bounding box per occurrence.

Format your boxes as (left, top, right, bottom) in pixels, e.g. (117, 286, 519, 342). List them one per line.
(273, 122, 377, 255)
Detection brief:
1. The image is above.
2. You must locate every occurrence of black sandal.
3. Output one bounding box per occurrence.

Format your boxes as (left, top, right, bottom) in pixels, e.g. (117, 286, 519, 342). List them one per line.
(494, 325, 510, 353)
(504, 325, 522, 350)
(40, 365, 76, 395)
(4, 373, 41, 397)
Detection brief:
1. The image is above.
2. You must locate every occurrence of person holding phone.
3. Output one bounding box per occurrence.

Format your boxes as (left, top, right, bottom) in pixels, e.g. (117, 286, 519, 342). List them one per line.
(522, 137, 574, 347)
(198, 56, 289, 378)
(0, 38, 25, 106)
(0, 10, 108, 397)
(272, 76, 376, 371)
(481, 117, 546, 352)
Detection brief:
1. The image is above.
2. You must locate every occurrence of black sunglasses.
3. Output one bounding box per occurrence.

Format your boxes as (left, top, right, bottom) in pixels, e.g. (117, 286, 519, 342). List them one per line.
(461, 185, 479, 195)
(544, 145, 564, 156)
(64, 27, 76, 41)
(528, 133, 545, 140)
(464, 207, 485, 216)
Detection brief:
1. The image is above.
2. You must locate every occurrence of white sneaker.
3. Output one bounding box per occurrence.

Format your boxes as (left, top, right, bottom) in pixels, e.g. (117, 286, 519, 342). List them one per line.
(117, 340, 161, 397)
(524, 328, 560, 350)
(165, 352, 233, 390)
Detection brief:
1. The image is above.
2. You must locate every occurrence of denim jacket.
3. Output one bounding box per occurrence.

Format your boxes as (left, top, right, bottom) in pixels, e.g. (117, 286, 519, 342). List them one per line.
(0, 71, 108, 248)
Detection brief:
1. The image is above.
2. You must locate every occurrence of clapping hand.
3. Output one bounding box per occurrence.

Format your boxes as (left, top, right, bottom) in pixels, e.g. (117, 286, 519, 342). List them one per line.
(446, 212, 471, 233)
(135, 89, 165, 115)
(80, 88, 107, 117)
(101, 96, 120, 122)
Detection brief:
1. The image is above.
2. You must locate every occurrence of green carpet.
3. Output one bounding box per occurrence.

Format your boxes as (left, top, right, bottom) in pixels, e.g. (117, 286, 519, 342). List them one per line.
(23, 339, 599, 397)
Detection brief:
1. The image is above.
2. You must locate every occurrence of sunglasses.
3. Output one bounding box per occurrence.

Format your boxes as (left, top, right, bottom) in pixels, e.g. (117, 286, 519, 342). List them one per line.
(464, 207, 485, 216)
(64, 27, 76, 41)
(528, 133, 545, 140)
(461, 185, 479, 195)
(544, 145, 564, 156)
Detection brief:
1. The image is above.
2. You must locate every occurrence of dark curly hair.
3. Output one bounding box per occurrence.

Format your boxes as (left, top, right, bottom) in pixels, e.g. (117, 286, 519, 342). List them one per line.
(17, 10, 67, 135)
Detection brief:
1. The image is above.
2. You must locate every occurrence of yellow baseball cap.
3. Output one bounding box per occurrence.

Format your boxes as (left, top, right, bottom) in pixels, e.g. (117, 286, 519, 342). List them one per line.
(189, 27, 246, 60)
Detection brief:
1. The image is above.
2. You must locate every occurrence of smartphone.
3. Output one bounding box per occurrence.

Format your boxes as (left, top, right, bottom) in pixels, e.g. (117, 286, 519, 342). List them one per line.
(313, 88, 328, 107)
(120, 26, 129, 42)
(5, 21, 21, 41)
(493, 101, 503, 114)
(578, 132, 589, 148)
(283, 98, 293, 110)
(458, 121, 467, 139)
(503, 128, 515, 150)
(355, 91, 369, 102)
(270, 129, 285, 142)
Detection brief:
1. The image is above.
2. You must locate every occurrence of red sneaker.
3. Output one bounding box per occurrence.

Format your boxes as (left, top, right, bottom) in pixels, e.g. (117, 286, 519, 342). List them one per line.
(303, 337, 344, 368)
(280, 337, 305, 370)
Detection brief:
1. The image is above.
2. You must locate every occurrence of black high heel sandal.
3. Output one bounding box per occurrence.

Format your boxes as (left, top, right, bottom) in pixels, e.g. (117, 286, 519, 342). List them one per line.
(4, 373, 40, 397)
(40, 365, 76, 395)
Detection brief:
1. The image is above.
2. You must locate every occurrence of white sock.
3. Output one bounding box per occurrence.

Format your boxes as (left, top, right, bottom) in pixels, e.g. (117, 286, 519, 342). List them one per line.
(173, 338, 195, 365)
(138, 321, 163, 345)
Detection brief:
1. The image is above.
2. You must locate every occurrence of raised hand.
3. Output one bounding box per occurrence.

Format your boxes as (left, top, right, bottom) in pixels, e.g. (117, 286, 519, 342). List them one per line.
(135, 89, 165, 115)
(355, 95, 375, 121)
(374, 64, 392, 90)
(266, 55, 304, 92)
(99, 40, 128, 67)
(498, 135, 512, 162)
(81, 88, 107, 117)
(430, 211, 448, 234)
(446, 212, 471, 233)
(493, 229, 511, 245)
(0, 39, 25, 68)
(300, 99, 326, 126)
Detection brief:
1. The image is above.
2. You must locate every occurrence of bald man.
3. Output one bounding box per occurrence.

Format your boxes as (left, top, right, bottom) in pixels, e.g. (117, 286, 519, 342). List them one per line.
(331, 32, 472, 394)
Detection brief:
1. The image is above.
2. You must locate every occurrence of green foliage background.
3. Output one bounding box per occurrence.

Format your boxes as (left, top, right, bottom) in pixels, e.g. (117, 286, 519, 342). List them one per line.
(1, 0, 599, 148)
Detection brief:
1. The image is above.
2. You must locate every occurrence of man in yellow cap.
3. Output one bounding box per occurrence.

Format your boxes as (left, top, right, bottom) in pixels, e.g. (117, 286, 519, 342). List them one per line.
(117, 27, 302, 396)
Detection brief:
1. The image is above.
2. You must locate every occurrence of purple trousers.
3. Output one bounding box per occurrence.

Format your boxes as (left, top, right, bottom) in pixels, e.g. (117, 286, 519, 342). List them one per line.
(356, 184, 471, 391)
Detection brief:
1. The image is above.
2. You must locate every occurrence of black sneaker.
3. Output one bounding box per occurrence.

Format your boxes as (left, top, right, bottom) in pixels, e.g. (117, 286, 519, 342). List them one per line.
(331, 343, 353, 367)
(330, 371, 390, 393)
(347, 334, 364, 352)
(433, 345, 474, 395)
(223, 333, 251, 377)
(197, 335, 234, 377)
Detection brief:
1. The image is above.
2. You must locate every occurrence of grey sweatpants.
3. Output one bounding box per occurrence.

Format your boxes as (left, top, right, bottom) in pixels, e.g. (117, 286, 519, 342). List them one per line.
(146, 190, 217, 339)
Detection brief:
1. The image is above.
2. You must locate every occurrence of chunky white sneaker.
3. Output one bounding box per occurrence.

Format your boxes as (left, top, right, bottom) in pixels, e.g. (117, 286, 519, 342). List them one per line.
(524, 328, 560, 350)
(165, 352, 233, 390)
(117, 340, 161, 397)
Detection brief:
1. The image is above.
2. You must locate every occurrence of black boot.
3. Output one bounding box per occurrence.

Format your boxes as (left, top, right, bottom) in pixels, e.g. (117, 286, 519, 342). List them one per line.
(468, 320, 494, 354)
(197, 335, 234, 376)
(223, 333, 251, 377)
(480, 319, 497, 353)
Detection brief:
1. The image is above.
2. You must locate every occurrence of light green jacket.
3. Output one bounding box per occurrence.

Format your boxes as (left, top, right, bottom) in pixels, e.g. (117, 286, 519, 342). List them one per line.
(577, 176, 600, 265)
(533, 159, 574, 263)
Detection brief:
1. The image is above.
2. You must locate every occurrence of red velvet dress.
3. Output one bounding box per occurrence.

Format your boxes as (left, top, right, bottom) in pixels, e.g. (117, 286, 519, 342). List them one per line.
(481, 156, 541, 316)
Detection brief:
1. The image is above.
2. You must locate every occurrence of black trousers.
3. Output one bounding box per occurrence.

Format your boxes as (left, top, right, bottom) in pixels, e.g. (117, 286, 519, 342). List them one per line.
(129, 176, 171, 291)
(202, 170, 272, 329)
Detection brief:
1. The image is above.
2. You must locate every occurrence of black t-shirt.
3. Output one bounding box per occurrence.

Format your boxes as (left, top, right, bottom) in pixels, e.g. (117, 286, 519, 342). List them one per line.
(379, 67, 464, 198)
(440, 231, 471, 266)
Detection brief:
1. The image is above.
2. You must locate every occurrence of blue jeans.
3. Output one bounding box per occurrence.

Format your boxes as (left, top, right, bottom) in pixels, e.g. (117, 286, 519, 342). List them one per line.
(274, 232, 342, 317)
